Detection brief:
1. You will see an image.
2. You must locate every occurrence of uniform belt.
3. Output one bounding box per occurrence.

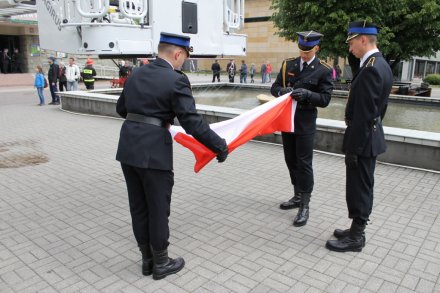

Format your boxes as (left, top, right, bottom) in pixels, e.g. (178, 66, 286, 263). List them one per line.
(126, 113, 166, 127)
(345, 116, 381, 127)
(296, 103, 315, 110)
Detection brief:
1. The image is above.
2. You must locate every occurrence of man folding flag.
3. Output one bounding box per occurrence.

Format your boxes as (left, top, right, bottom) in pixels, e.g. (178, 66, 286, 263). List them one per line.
(170, 93, 297, 172)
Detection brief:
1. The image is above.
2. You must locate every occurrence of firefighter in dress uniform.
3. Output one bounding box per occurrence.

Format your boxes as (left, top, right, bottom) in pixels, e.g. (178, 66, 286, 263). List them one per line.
(326, 21, 393, 252)
(271, 31, 333, 227)
(116, 32, 228, 280)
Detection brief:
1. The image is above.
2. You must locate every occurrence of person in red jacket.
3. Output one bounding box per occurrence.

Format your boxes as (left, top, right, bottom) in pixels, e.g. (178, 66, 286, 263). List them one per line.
(266, 61, 273, 83)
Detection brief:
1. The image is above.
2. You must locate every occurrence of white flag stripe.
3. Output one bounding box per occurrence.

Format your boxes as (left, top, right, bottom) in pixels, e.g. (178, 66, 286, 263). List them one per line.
(170, 93, 294, 143)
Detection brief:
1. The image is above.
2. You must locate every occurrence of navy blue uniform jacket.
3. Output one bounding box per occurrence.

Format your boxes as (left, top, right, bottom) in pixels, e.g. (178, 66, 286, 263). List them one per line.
(343, 52, 393, 157)
(271, 57, 333, 134)
(116, 58, 226, 170)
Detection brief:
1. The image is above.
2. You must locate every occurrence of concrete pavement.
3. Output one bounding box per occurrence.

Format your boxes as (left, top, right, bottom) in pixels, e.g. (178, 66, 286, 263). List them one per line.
(0, 78, 440, 292)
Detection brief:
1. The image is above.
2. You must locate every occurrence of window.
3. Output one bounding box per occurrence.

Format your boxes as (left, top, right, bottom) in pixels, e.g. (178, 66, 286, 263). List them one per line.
(414, 60, 426, 79)
(426, 61, 436, 75)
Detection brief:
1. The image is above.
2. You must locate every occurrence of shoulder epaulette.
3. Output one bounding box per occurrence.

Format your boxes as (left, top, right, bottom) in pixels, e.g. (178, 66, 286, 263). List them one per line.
(284, 57, 297, 64)
(366, 57, 375, 67)
(174, 69, 186, 76)
(319, 60, 332, 70)
(174, 70, 191, 88)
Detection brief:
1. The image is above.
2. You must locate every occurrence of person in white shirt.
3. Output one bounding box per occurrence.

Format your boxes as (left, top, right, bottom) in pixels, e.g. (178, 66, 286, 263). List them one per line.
(65, 57, 80, 91)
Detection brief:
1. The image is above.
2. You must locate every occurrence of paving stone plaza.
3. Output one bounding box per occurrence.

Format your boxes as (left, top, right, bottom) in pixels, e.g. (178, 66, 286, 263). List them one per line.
(1, 76, 439, 292)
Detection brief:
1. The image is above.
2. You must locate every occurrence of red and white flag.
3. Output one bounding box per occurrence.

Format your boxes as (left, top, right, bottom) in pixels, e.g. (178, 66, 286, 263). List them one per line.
(170, 93, 297, 172)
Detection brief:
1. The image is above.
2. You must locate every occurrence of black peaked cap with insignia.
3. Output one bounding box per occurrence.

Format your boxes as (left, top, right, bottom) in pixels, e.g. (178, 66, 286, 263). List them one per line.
(346, 21, 380, 42)
(296, 30, 323, 52)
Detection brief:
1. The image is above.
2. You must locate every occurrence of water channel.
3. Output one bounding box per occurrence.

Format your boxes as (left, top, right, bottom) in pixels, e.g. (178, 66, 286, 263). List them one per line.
(192, 87, 440, 132)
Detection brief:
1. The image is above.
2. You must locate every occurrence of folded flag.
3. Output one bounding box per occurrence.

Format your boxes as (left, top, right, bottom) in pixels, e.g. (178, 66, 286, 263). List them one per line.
(169, 93, 297, 172)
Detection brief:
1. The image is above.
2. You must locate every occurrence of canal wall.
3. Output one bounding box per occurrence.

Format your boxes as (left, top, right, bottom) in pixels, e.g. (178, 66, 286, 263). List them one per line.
(59, 90, 440, 171)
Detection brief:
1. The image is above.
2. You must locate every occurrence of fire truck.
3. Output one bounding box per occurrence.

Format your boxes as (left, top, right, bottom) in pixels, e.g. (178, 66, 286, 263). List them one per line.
(33, 0, 247, 59)
(2, 0, 246, 86)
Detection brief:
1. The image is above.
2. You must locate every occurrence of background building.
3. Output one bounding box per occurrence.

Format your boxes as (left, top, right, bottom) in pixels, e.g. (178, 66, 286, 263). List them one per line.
(399, 52, 440, 82)
(198, 0, 300, 75)
(0, 11, 41, 73)
(1, 0, 439, 82)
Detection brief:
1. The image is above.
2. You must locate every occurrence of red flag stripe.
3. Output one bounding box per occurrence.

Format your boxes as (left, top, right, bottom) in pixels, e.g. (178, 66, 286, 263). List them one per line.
(171, 94, 296, 172)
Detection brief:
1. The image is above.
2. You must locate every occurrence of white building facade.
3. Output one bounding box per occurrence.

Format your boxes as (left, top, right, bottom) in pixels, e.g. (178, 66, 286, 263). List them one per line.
(400, 51, 440, 81)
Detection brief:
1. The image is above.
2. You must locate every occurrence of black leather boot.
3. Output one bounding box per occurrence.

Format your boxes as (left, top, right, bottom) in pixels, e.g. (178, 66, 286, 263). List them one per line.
(326, 221, 366, 252)
(279, 193, 301, 210)
(293, 193, 310, 227)
(334, 228, 366, 239)
(293, 203, 309, 226)
(138, 244, 153, 276)
(152, 248, 185, 280)
(333, 228, 350, 238)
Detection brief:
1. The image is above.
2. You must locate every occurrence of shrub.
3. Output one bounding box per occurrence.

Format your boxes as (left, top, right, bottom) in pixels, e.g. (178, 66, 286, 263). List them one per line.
(423, 74, 440, 85)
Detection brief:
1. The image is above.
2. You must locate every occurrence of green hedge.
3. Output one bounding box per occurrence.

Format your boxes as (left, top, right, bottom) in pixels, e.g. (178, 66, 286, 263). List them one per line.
(423, 74, 440, 85)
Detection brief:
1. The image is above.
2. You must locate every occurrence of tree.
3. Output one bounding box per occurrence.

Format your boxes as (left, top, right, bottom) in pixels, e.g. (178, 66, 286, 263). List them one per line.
(271, 0, 440, 72)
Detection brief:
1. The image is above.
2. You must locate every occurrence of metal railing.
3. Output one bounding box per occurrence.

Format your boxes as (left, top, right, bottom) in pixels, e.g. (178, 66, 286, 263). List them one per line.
(74, 0, 109, 18)
(223, 0, 244, 32)
(56, 0, 150, 27)
(119, 0, 148, 20)
(78, 64, 119, 78)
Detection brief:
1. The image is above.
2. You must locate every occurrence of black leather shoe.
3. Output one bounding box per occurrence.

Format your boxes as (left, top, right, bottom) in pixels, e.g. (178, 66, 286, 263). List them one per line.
(325, 236, 365, 252)
(293, 204, 309, 227)
(279, 195, 301, 210)
(138, 245, 153, 276)
(152, 249, 185, 280)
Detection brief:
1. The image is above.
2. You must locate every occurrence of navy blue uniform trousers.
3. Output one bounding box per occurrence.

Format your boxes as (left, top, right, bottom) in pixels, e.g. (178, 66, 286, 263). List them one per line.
(121, 163, 174, 251)
(281, 132, 314, 194)
(346, 156, 376, 221)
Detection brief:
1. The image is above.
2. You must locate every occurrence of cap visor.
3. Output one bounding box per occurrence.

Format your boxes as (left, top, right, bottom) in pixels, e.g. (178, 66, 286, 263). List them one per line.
(298, 44, 315, 52)
(185, 46, 194, 56)
(346, 34, 359, 43)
